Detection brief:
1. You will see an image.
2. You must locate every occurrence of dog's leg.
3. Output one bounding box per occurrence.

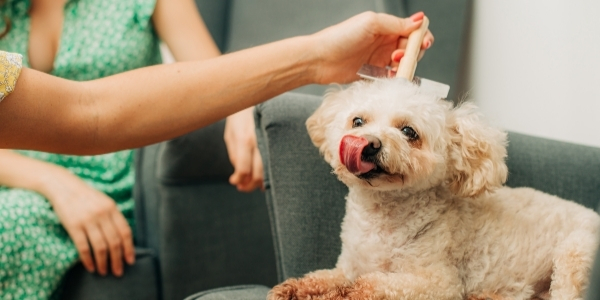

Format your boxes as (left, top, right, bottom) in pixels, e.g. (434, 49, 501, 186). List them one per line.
(268, 268, 350, 300)
(550, 230, 598, 300)
(327, 268, 463, 300)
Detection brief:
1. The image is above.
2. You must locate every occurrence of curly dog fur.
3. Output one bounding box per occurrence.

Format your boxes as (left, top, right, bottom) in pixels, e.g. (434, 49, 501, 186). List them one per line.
(268, 78, 600, 300)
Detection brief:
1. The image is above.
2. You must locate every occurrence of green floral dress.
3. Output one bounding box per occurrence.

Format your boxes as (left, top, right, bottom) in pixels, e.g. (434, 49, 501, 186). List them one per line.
(0, 0, 161, 298)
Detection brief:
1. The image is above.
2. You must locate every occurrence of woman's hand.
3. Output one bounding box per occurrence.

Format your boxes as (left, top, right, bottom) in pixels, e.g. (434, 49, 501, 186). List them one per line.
(224, 107, 264, 192)
(41, 169, 135, 277)
(310, 11, 434, 85)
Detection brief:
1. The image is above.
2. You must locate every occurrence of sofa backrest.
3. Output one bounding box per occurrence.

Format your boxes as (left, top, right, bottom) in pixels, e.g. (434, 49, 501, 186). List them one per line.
(505, 133, 600, 210)
(194, 0, 230, 52)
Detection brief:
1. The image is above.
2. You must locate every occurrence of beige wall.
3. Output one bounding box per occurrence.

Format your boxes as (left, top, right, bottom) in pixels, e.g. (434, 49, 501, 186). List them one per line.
(464, 0, 600, 147)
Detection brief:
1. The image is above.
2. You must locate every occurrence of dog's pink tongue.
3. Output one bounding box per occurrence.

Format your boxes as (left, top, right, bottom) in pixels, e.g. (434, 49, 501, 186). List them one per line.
(339, 135, 376, 175)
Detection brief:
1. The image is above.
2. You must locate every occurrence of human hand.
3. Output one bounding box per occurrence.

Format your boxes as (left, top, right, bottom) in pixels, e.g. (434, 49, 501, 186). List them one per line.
(224, 107, 264, 192)
(42, 170, 135, 277)
(309, 11, 434, 84)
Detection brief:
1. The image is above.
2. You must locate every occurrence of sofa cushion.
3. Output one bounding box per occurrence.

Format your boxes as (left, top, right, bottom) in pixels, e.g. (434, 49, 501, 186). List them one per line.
(136, 121, 277, 300)
(156, 121, 234, 184)
(60, 249, 159, 300)
(505, 132, 600, 209)
(184, 285, 270, 300)
(255, 93, 347, 280)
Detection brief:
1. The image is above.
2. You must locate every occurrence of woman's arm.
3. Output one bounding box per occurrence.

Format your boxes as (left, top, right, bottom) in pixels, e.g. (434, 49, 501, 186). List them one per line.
(0, 149, 62, 194)
(0, 150, 135, 277)
(153, 0, 264, 192)
(0, 12, 432, 154)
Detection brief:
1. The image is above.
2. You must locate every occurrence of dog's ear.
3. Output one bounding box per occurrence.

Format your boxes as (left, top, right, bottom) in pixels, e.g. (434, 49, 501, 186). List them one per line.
(447, 103, 508, 197)
(306, 89, 346, 162)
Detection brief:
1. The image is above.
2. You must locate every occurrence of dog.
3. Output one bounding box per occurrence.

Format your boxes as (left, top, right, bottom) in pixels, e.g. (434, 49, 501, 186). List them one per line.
(268, 78, 600, 300)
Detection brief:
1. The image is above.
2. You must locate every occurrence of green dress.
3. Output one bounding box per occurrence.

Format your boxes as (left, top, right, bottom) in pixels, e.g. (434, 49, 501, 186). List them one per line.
(0, 0, 161, 298)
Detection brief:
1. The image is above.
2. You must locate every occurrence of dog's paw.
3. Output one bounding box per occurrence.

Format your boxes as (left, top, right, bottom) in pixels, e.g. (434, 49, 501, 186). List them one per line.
(268, 279, 301, 300)
(321, 277, 376, 300)
(268, 276, 349, 300)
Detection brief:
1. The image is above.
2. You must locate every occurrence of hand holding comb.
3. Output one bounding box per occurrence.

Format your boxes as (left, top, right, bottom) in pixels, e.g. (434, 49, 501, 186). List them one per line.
(357, 16, 450, 99)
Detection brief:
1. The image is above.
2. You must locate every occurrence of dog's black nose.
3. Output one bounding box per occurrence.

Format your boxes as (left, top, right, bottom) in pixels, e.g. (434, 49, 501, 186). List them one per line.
(362, 135, 381, 157)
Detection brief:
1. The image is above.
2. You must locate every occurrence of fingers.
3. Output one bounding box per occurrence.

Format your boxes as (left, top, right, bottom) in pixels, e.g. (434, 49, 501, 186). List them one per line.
(84, 223, 108, 276)
(98, 215, 123, 277)
(390, 23, 434, 67)
(228, 143, 253, 190)
(68, 227, 95, 273)
(224, 108, 264, 192)
(112, 211, 135, 266)
(390, 49, 404, 69)
(50, 175, 134, 278)
(368, 12, 424, 37)
(423, 30, 434, 49)
(76, 200, 133, 277)
(251, 149, 264, 191)
(228, 145, 264, 192)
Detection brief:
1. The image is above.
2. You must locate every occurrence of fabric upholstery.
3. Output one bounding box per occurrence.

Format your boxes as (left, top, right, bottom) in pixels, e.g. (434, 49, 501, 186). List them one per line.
(193, 0, 230, 52)
(61, 249, 159, 300)
(226, 0, 402, 96)
(587, 231, 600, 300)
(225, 0, 468, 98)
(135, 121, 277, 300)
(505, 132, 600, 209)
(255, 94, 346, 280)
(184, 285, 270, 300)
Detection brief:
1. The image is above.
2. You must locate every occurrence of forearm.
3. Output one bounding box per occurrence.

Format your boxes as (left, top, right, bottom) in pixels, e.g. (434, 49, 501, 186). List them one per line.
(0, 36, 316, 154)
(0, 149, 68, 196)
(0, 12, 431, 154)
(89, 36, 314, 153)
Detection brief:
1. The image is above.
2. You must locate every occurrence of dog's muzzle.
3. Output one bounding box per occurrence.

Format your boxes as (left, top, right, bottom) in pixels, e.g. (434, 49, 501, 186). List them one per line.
(339, 135, 381, 175)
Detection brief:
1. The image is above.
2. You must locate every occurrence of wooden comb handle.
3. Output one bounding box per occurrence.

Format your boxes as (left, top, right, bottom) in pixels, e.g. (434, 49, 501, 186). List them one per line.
(396, 16, 429, 81)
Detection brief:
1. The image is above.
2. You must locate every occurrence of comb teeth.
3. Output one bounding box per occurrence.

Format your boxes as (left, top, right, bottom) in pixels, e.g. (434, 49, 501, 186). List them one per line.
(356, 64, 450, 99)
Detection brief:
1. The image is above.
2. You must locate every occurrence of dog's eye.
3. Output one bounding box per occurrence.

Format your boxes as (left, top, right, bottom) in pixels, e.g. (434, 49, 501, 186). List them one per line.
(401, 126, 418, 140)
(352, 117, 364, 128)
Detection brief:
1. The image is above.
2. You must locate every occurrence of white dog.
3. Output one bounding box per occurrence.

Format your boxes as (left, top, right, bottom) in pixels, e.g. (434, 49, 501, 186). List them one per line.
(268, 78, 600, 300)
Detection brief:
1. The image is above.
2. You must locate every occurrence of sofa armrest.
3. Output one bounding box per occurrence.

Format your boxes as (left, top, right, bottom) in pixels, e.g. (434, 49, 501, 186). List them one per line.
(506, 132, 600, 209)
(255, 93, 347, 281)
(61, 249, 159, 300)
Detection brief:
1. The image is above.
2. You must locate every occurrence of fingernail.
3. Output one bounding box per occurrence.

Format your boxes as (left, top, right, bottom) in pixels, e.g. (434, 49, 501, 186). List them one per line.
(393, 52, 404, 62)
(425, 41, 432, 49)
(410, 11, 424, 22)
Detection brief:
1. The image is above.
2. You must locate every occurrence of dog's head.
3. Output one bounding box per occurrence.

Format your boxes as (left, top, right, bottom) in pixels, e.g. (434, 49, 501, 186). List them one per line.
(306, 78, 507, 197)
